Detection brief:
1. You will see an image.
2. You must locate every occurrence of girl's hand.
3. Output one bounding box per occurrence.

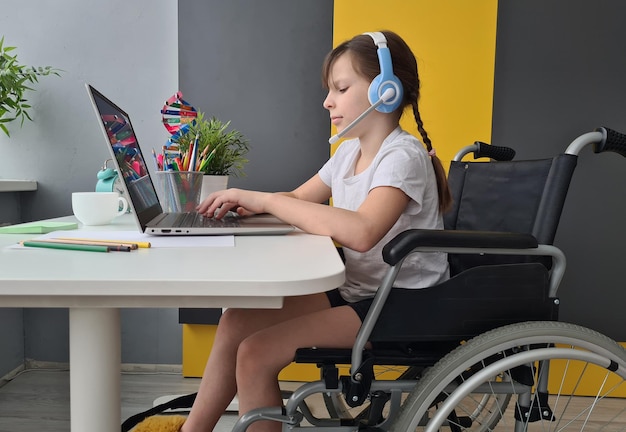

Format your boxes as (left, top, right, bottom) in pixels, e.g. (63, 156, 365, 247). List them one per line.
(196, 188, 270, 219)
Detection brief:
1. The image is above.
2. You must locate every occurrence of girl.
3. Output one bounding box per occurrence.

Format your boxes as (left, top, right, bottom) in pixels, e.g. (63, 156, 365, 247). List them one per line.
(135, 30, 450, 432)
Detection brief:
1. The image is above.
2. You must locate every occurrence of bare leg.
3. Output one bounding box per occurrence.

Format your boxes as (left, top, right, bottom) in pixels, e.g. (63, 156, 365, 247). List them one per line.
(235, 305, 363, 432)
(181, 292, 335, 432)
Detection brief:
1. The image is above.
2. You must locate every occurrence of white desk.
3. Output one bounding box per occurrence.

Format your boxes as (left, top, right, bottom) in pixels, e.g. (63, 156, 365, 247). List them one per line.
(0, 214, 345, 432)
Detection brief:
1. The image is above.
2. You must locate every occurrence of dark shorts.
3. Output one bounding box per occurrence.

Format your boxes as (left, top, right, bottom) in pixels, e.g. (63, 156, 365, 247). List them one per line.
(325, 288, 373, 323)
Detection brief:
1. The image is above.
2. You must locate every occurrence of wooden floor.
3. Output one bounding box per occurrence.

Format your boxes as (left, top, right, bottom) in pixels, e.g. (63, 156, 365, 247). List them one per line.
(0, 367, 238, 432)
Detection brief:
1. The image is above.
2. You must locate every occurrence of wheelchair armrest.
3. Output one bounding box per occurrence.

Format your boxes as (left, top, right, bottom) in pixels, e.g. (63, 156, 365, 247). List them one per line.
(382, 229, 539, 266)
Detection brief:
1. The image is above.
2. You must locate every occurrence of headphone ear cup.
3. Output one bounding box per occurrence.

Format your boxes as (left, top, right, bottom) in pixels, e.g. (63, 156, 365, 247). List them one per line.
(368, 74, 403, 113)
(365, 35, 403, 113)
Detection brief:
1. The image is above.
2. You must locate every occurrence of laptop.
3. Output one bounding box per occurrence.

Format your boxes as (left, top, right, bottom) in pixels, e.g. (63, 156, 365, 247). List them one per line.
(86, 84, 294, 236)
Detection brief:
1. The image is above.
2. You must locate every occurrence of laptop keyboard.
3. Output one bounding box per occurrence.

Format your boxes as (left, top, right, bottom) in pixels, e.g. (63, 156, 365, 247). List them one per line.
(164, 212, 241, 228)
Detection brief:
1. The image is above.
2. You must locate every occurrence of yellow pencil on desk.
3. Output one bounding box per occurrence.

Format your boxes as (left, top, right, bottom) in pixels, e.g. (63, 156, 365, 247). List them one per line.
(55, 237, 151, 248)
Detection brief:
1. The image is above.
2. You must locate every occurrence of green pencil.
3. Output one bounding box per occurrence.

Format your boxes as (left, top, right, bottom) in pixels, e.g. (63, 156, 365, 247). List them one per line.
(21, 240, 110, 253)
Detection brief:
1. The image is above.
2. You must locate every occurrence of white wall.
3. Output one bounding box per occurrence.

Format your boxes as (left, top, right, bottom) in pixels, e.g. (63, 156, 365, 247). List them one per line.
(0, 0, 179, 373)
(0, 0, 177, 221)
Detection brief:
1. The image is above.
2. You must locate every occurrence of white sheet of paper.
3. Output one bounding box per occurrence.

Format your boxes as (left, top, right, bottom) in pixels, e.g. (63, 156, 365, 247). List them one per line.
(35, 230, 235, 248)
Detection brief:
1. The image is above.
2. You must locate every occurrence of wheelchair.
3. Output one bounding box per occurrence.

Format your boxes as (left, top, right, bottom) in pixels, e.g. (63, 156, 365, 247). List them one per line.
(232, 127, 626, 432)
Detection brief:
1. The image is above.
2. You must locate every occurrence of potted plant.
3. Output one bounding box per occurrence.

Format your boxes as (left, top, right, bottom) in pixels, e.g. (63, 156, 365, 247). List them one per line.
(0, 36, 61, 137)
(171, 111, 250, 200)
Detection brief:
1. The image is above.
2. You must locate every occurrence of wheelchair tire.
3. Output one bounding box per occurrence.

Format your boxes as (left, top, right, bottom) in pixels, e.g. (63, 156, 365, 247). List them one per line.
(390, 321, 626, 432)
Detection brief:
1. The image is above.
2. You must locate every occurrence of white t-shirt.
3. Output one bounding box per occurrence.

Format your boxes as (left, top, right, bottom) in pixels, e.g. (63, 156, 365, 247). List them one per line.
(318, 127, 449, 302)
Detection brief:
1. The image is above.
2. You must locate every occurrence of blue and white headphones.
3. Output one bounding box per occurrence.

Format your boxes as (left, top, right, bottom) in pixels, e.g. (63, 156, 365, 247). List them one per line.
(328, 32, 405, 144)
(364, 31, 403, 113)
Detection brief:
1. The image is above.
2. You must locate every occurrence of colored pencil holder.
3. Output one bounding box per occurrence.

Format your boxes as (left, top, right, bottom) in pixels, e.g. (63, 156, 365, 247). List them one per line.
(154, 171, 203, 213)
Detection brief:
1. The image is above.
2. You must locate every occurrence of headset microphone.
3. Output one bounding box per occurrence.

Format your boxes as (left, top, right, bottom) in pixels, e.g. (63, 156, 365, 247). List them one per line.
(328, 88, 395, 145)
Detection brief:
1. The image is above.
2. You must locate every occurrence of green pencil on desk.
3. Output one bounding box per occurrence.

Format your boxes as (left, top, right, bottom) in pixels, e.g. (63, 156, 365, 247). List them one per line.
(21, 240, 111, 253)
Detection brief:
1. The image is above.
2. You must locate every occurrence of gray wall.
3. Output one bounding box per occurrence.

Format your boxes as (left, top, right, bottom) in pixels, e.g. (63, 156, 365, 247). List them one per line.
(178, 0, 333, 192)
(492, 1, 626, 339)
(0, 194, 23, 226)
(0, 0, 333, 377)
(0, 309, 23, 378)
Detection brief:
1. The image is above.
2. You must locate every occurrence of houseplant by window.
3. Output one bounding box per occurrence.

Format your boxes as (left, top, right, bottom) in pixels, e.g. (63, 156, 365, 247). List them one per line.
(171, 112, 250, 201)
(0, 36, 61, 137)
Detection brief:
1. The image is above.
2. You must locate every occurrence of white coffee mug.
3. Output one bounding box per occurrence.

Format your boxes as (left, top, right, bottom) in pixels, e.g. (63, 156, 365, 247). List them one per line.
(72, 192, 129, 226)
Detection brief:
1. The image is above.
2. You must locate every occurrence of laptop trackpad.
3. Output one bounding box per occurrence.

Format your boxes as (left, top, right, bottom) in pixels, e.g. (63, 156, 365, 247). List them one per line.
(239, 214, 291, 227)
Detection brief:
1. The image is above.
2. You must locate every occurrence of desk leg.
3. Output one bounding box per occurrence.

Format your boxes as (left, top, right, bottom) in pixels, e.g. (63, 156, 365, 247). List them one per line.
(69, 308, 121, 432)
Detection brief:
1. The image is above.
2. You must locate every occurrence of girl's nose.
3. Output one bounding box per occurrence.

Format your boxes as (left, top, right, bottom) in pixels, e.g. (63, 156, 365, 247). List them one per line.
(323, 92, 333, 110)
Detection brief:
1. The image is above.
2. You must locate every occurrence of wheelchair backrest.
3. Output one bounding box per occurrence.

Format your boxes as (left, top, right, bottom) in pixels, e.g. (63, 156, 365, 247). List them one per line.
(444, 154, 577, 276)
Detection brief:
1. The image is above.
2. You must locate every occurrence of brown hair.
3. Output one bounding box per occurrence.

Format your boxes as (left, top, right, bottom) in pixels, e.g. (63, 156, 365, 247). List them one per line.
(322, 30, 452, 213)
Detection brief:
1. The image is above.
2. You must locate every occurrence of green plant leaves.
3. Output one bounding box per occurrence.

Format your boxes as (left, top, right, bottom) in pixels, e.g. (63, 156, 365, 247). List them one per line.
(170, 112, 250, 177)
(0, 36, 62, 137)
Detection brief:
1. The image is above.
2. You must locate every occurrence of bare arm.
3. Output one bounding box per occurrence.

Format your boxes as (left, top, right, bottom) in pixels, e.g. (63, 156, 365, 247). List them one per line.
(197, 177, 410, 252)
(279, 174, 333, 203)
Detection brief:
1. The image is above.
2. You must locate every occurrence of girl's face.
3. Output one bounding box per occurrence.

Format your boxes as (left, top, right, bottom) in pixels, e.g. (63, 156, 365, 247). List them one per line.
(323, 53, 372, 138)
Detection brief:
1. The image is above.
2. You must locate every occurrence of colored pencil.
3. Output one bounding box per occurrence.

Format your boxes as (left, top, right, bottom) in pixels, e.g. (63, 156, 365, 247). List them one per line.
(189, 133, 199, 171)
(35, 238, 135, 251)
(55, 237, 151, 248)
(21, 240, 110, 253)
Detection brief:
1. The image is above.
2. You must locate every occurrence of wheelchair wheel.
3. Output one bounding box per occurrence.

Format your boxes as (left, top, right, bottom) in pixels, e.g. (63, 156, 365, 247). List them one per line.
(391, 321, 626, 431)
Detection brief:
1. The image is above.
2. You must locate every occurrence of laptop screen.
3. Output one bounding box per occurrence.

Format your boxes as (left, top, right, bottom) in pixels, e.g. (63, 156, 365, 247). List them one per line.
(87, 85, 163, 227)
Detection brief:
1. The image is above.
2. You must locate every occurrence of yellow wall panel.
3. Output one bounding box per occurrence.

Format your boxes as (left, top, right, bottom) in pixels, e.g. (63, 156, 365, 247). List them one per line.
(182, 324, 217, 378)
(332, 0, 498, 163)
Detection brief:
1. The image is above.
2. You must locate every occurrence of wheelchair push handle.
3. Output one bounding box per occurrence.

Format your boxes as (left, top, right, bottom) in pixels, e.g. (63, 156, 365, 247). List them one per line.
(566, 127, 626, 156)
(453, 141, 516, 162)
(594, 127, 626, 157)
(474, 141, 516, 161)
